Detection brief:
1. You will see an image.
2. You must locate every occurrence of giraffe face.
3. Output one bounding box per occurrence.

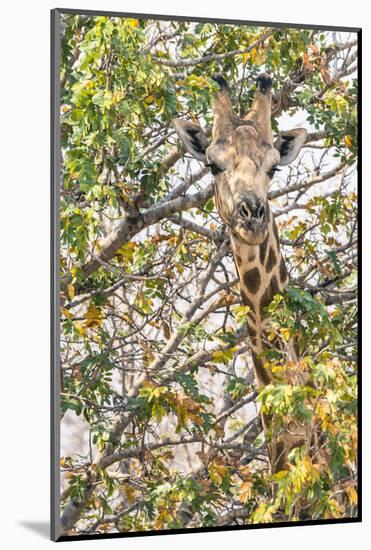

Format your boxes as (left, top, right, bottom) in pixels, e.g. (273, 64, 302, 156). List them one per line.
(206, 123, 280, 245)
(173, 73, 307, 245)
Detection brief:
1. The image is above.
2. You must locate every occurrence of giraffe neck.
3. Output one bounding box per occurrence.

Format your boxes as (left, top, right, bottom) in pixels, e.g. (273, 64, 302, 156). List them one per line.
(231, 205, 288, 386)
(231, 208, 320, 475)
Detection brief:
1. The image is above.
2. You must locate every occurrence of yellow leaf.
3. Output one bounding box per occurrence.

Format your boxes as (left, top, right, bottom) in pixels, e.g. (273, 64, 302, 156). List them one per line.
(233, 304, 251, 324)
(225, 293, 235, 305)
(325, 422, 339, 436)
(239, 480, 253, 503)
(189, 112, 198, 124)
(252, 502, 274, 523)
(238, 465, 252, 479)
(67, 283, 75, 301)
(123, 484, 137, 504)
(182, 397, 201, 413)
(271, 365, 285, 375)
(83, 304, 103, 329)
(212, 350, 228, 363)
(74, 322, 86, 337)
(141, 380, 156, 389)
(345, 135, 352, 148)
(98, 523, 110, 531)
(275, 470, 289, 480)
(112, 90, 124, 104)
(243, 52, 249, 63)
(70, 265, 78, 282)
(127, 18, 139, 27)
(188, 413, 204, 426)
(346, 486, 358, 505)
(155, 509, 171, 530)
(317, 399, 331, 420)
(61, 307, 73, 319)
(281, 328, 291, 342)
(162, 321, 171, 340)
(209, 462, 228, 485)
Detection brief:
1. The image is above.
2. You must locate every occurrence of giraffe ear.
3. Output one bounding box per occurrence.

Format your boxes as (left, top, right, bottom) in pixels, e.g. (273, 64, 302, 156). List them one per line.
(275, 128, 308, 166)
(173, 118, 210, 162)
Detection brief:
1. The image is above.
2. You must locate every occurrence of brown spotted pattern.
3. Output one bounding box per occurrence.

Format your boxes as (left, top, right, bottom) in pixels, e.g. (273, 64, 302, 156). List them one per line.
(231, 206, 288, 388)
(259, 237, 268, 264)
(243, 267, 261, 294)
(266, 246, 276, 273)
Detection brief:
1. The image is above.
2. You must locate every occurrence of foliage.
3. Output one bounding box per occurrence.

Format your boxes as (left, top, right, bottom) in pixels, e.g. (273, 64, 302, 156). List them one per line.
(58, 14, 358, 535)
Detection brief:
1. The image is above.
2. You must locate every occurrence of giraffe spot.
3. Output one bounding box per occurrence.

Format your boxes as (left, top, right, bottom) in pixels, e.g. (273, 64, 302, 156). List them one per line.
(240, 290, 256, 314)
(248, 250, 256, 262)
(279, 255, 288, 284)
(235, 253, 242, 266)
(270, 274, 279, 297)
(272, 220, 280, 248)
(260, 274, 280, 316)
(243, 267, 261, 294)
(247, 323, 257, 338)
(266, 246, 276, 274)
(260, 287, 271, 315)
(259, 237, 268, 264)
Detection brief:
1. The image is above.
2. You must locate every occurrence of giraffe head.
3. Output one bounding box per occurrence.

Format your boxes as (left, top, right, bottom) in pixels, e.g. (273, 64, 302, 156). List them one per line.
(174, 74, 307, 245)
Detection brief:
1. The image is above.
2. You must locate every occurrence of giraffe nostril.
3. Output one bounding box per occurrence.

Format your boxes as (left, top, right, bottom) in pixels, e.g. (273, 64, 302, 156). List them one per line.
(256, 204, 266, 220)
(239, 198, 266, 225)
(240, 203, 251, 220)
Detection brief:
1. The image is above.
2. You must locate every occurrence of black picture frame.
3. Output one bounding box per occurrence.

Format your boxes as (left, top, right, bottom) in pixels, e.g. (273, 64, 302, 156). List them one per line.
(51, 8, 362, 542)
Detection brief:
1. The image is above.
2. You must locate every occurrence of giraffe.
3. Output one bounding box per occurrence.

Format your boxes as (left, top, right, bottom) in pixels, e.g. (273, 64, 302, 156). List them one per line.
(173, 73, 312, 474)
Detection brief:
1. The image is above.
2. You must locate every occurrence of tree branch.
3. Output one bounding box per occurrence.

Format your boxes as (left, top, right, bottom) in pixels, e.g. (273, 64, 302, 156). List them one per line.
(75, 182, 214, 285)
(151, 29, 275, 67)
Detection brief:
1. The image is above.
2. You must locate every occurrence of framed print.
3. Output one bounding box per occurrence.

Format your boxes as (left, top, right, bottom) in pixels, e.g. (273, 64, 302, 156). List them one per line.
(51, 8, 361, 541)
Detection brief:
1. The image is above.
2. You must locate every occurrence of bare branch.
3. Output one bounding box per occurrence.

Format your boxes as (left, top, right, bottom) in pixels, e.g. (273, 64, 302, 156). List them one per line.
(73, 182, 214, 286)
(151, 29, 275, 67)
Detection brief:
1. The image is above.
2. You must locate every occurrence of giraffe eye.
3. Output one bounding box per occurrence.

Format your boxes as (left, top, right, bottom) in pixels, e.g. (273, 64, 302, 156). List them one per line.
(207, 162, 224, 176)
(267, 165, 280, 179)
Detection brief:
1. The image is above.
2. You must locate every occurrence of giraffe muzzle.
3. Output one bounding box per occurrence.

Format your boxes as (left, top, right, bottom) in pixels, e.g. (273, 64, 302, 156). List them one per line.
(239, 196, 267, 225)
(231, 196, 268, 244)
